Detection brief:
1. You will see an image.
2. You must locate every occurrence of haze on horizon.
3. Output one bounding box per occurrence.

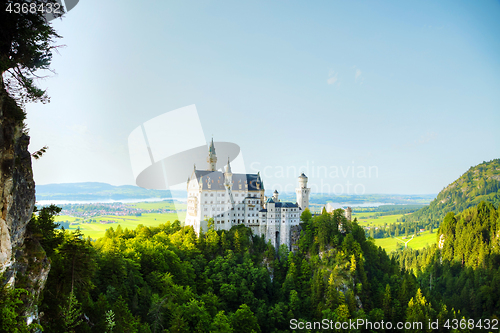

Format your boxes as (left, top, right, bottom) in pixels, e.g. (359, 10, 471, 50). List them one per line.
(26, 0, 500, 195)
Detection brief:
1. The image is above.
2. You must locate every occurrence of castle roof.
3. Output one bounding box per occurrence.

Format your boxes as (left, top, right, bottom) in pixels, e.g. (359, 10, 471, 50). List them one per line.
(265, 197, 298, 208)
(274, 202, 299, 208)
(192, 170, 263, 191)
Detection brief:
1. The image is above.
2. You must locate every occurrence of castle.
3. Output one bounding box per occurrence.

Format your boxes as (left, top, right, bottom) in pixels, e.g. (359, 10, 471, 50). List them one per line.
(185, 140, 349, 250)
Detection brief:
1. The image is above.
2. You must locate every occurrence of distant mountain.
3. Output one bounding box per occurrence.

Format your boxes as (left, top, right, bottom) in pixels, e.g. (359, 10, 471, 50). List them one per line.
(403, 159, 500, 225)
(35, 182, 187, 201)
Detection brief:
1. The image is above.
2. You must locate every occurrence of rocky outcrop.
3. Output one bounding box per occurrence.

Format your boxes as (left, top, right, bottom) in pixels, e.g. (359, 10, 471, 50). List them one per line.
(0, 86, 49, 321)
(290, 225, 302, 252)
(438, 234, 445, 249)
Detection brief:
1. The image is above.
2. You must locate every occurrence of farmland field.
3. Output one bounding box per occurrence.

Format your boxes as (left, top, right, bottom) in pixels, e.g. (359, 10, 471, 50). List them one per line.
(352, 212, 374, 219)
(355, 214, 404, 226)
(56, 212, 186, 239)
(373, 230, 437, 253)
(352, 212, 437, 252)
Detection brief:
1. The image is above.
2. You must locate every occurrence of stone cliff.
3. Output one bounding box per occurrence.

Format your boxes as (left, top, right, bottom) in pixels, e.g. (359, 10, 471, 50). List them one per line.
(0, 85, 50, 322)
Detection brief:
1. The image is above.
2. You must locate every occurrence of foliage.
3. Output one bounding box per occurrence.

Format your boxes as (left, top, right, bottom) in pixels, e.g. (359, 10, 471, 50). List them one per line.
(26, 198, 500, 332)
(31, 145, 48, 160)
(0, 0, 63, 109)
(28, 204, 63, 257)
(393, 201, 500, 321)
(105, 310, 115, 333)
(60, 291, 83, 332)
(0, 285, 41, 332)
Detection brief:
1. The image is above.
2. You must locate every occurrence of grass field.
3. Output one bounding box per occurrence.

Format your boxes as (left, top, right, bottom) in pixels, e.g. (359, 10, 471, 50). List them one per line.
(56, 212, 186, 239)
(352, 212, 375, 219)
(355, 214, 404, 227)
(353, 213, 437, 252)
(373, 231, 437, 253)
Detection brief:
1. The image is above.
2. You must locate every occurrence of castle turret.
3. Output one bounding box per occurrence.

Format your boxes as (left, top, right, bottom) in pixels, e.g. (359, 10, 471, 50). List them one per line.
(295, 173, 311, 210)
(223, 157, 234, 229)
(207, 138, 217, 171)
(345, 206, 352, 221)
(272, 190, 279, 202)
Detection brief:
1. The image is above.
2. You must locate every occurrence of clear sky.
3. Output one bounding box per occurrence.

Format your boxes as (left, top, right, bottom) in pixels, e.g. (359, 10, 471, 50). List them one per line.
(26, 0, 500, 195)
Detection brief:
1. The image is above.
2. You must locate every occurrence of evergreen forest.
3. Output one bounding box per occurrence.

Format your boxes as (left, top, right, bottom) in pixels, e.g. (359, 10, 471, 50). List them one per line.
(3, 202, 500, 332)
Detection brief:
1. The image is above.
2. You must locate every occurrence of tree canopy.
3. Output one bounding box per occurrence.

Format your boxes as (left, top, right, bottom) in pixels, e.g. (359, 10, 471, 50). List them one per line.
(0, 0, 63, 109)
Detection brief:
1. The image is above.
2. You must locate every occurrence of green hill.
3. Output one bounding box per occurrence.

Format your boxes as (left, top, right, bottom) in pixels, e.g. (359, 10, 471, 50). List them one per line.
(402, 159, 500, 226)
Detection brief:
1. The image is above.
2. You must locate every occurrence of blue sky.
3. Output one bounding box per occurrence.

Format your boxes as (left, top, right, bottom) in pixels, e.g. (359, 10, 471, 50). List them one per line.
(26, 0, 500, 194)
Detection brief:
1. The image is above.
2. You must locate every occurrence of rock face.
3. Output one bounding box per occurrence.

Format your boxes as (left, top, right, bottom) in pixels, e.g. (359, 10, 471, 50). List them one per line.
(290, 225, 302, 252)
(0, 87, 49, 320)
(438, 234, 445, 249)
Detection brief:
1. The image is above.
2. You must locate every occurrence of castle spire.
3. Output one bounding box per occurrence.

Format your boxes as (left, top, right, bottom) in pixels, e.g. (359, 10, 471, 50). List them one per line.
(209, 137, 215, 154)
(224, 157, 233, 190)
(225, 157, 232, 174)
(207, 138, 217, 171)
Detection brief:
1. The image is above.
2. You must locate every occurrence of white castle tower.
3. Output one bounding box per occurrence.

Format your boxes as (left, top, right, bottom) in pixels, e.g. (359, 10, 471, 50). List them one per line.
(207, 138, 217, 171)
(223, 157, 234, 230)
(295, 173, 311, 210)
(272, 190, 279, 202)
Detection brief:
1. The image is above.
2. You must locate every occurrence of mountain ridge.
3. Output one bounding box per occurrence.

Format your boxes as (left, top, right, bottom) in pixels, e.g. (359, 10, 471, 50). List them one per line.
(402, 158, 500, 225)
(35, 182, 186, 200)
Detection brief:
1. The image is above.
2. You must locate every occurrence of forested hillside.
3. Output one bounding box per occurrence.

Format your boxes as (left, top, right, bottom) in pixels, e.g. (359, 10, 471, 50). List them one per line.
(2, 205, 485, 332)
(394, 201, 500, 322)
(400, 159, 500, 226)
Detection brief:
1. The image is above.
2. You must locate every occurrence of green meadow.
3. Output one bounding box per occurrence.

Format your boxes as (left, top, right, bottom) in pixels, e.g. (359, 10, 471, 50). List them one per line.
(354, 214, 404, 226)
(56, 212, 186, 239)
(373, 230, 437, 253)
(352, 212, 372, 220)
(352, 213, 437, 252)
